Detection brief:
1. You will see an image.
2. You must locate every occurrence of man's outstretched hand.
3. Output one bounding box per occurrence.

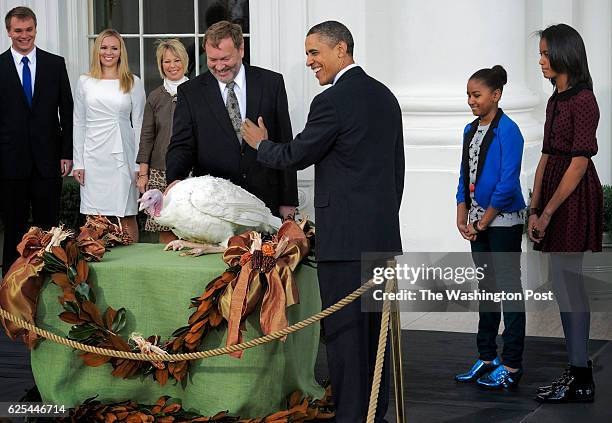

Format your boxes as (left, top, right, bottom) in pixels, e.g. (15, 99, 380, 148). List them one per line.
(241, 117, 268, 149)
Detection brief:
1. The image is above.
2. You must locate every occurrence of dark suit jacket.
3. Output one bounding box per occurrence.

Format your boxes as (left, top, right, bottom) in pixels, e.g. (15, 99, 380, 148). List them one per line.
(257, 66, 404, 261)
(0, 48, 73, 179)
(166, 63, 298, 215)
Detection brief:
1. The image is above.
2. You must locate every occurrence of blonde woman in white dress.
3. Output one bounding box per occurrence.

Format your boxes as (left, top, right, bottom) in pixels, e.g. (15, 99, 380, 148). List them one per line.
(73, 29, 146, 241)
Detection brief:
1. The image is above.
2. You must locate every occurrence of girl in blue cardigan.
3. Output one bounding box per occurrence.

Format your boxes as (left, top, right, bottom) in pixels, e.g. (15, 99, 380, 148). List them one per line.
(454, 65, 527, 389)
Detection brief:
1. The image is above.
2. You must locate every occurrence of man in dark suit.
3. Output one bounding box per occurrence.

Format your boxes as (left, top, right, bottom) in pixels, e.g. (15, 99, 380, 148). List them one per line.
(0, 6, 73, 276)
(166, 20, 297, 219)
(242, 21, 404, 423)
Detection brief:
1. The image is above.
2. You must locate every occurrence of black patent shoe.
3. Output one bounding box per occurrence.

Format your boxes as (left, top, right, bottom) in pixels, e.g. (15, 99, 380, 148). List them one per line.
(536, 360, 592, 394)
(536, 365, 571, 394)
(535, 365, 595, 403)
(455, 357, 501, 383)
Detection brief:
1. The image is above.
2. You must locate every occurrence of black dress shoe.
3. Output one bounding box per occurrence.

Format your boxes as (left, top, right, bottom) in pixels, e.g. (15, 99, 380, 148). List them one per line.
(536, 360, 592, 394)
(536, 365, 571, 394)
(535, 365, 595, 403)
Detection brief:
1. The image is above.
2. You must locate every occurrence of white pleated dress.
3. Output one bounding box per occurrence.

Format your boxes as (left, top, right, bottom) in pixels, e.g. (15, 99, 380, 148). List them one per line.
(73, 75, 146, 217)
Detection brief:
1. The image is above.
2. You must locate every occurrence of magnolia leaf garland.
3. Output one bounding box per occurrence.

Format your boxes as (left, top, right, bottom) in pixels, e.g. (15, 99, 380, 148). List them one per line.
(57, 386, 334, 422)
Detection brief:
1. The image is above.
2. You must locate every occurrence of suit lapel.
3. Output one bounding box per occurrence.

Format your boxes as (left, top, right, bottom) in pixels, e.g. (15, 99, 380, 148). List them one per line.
(1, 49, 30, 109)
(201, 71, 238, 141)
(245, 64, 262, 121)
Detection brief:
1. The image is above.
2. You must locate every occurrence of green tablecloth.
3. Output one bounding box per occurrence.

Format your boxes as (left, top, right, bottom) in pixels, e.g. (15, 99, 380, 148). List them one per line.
(31, 243, 324, 416)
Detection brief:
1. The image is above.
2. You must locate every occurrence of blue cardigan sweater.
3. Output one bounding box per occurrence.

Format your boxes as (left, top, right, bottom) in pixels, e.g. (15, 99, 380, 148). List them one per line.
(456, 109, 526, 212)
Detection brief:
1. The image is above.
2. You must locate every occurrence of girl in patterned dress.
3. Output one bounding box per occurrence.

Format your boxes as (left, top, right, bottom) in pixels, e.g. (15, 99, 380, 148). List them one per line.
(455, 65, 527, 389)
(530, 24, 603, 404)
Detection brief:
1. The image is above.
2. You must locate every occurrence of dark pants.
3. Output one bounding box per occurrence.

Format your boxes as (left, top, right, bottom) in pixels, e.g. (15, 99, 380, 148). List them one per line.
(470, 225, 525, 369)
(1, 174, 62, 276)
(317, 260, 390, 423)
(550, 253, 590, 367)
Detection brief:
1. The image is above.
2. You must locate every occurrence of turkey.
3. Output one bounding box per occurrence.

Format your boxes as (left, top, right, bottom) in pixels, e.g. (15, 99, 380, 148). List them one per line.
(138, 175, 282, 255)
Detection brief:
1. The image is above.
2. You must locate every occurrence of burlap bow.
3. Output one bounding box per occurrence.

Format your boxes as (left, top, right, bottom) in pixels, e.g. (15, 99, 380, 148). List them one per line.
(0, 227, 49, 348)
(220, 221, 310, 358)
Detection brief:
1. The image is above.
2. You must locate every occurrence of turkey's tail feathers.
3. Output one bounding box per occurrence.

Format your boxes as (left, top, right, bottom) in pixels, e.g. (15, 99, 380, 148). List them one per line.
(266, 214, 283, 232)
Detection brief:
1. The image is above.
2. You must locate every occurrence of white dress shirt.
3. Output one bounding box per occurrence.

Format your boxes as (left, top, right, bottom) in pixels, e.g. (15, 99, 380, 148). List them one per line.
(333, 63, 358, 85)
(217, 63, 246, 121)
(11, 46, 37, 97)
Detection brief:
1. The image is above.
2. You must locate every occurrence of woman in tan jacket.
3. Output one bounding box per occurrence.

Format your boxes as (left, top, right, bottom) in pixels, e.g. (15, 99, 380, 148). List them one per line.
(136, 39, 189, 243)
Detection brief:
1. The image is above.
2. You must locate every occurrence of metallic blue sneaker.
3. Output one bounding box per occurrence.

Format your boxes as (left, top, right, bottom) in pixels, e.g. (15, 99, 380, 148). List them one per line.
(477, 364, 523, 389)
(455, 357, 501, 383)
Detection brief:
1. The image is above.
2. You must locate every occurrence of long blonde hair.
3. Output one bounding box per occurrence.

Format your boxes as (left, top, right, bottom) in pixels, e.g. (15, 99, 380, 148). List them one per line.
(155, 39, 189, 80)
(88, 29, 134, 93)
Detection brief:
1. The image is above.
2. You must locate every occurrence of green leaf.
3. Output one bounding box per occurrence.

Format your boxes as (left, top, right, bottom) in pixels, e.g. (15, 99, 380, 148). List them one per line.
(164, 397, 182, 407)
(88, 285, 96, 304)
(67, 266, 78, 283)
(74, 283, 90, 303)
(112, 308, 127, 333)
(42, 251, 66, 272)
(62, 301, 80, 314)
(80, 336, 102, 346)
(68, 324, 97, 340)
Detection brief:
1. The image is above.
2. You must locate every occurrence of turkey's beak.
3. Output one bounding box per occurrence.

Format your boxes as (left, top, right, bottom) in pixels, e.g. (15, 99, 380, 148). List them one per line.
(138, 200, 147, 212)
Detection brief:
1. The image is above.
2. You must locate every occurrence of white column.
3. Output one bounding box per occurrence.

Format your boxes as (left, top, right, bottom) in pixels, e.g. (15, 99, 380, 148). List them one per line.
(575, 0, 612, 185)
(364, 0, 542, 252)
(58, 0, 90, 88)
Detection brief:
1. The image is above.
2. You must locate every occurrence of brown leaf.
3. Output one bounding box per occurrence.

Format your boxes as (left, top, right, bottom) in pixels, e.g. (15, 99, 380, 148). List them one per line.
(288, 391, 303, 408)
(62, 288, 77, 303)
(189, 319, 207, 334)
(168, 360, 188, 381)
(263, 411, 290, 420)
(161, 403, 182, 413)
(78, 238, 106, 261)
(155, 368, 168, 386)
(59, 311, 86, 324)
(208, 310, 223, 327)
(184, 327, 205, 344)
(125, 413, 148, 423)
(104, 307, 117, 330)
(197, 299, 212, 312)
(52, 246, 69, 265)
(171, 337, 184, 352)
(81, 300, 104, 327)
(80, 352, 112, 367)
(156, 417, 175, 423)
(108, 334, 132, 352)
(150, 405, 162, 414)
(51, 272, 72, 289)
(111, 359, 139, 379)
(66, 240, 79, 266)
(104, 412, 118, 423)
(76, 259, 90, 283)
(188, 308, 208, 325)
(155, 396, 170, 407)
